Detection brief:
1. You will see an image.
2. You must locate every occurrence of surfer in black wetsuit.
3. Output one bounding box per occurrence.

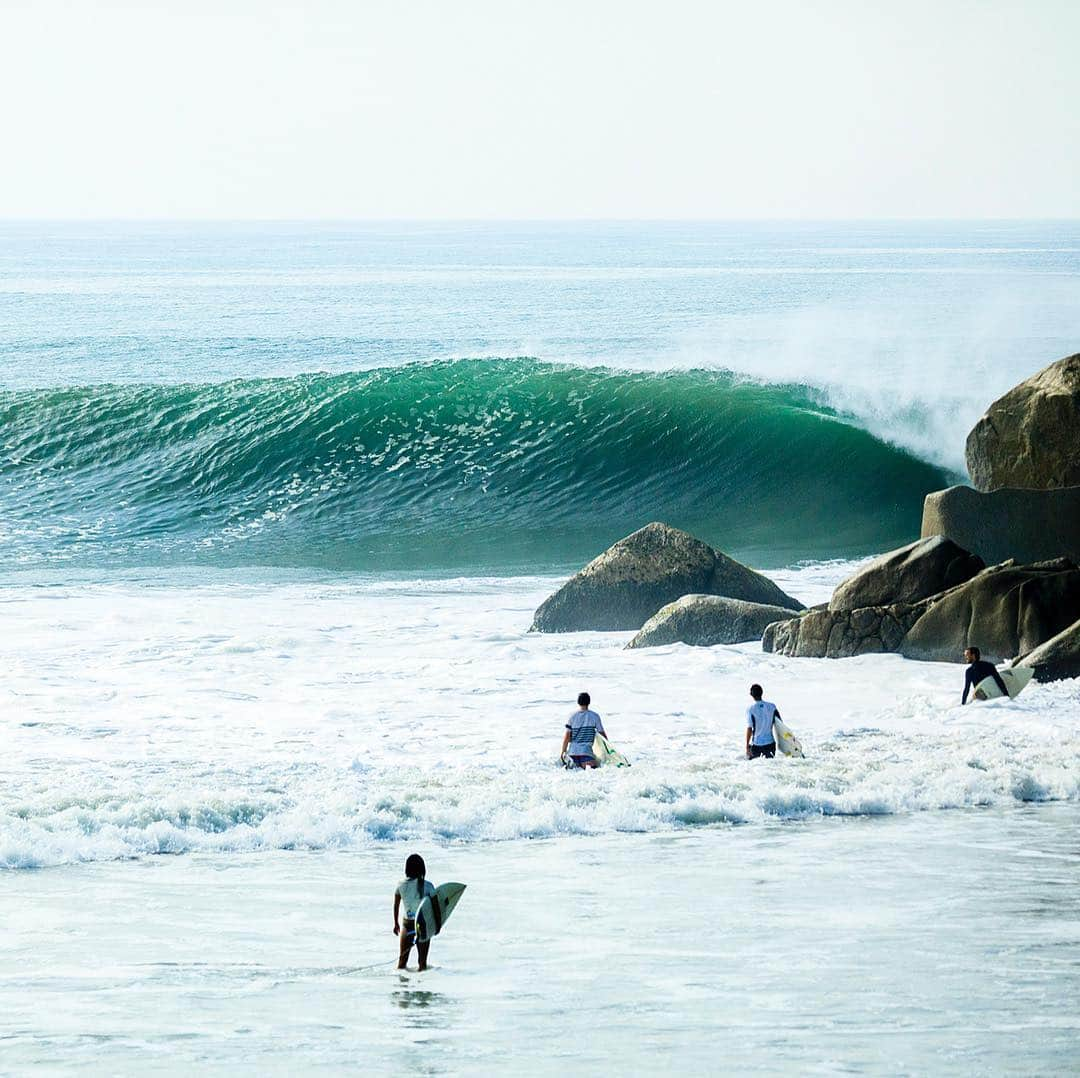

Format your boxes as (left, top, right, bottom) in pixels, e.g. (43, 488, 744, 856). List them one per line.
(961, 646, 1009, 704)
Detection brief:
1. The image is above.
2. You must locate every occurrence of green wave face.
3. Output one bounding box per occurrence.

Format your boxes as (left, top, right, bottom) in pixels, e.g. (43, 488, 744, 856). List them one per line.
(0, 359, 953, 571)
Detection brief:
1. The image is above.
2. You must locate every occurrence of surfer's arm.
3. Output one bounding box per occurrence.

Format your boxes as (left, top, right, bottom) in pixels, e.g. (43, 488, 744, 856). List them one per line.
(745, 726, 751, 757)
(991, 669, 1009, 697)
(393, 892, 401, 934)
(561, 729, 571, 754)
(961, 668, 974, 705)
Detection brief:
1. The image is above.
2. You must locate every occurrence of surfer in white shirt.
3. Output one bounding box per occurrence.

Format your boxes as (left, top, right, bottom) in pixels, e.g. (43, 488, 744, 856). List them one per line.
(745, 683, 780, 759)
(394, 852, 436, 971)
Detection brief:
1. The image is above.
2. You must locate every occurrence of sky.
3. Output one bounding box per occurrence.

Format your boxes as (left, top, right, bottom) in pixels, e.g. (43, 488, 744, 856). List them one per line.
(0, 0, 1077, 219)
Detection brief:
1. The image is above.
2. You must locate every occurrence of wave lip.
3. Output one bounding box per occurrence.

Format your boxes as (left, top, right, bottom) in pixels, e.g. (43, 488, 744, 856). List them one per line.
(0, 358, 953, 571)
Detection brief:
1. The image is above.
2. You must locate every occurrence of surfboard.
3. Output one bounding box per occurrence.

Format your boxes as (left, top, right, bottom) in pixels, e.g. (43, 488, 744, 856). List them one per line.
(773, 717, 805, 758)
(592, 732, 631, 767)
(414, 882, 466, 944)
(974, 664, 1034, 701)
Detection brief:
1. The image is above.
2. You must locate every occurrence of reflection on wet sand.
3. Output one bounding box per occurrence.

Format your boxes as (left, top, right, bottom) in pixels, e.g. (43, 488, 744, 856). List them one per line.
(391, 976, 452, 1022)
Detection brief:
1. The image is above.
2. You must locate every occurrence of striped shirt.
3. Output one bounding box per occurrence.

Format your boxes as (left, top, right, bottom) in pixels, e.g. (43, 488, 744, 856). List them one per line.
(566, 708, 605, 758)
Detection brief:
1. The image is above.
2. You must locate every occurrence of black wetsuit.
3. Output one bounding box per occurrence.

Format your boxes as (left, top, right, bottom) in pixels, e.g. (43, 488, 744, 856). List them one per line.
(962, 660, 1008, 704)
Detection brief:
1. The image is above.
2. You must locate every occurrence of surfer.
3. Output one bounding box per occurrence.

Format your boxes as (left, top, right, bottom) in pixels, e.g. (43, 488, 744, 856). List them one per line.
(745, 683, 780, 759)
(561, 692, 606, 768)
(961, 646, 1008, 704)
(393, 853, 436, 971)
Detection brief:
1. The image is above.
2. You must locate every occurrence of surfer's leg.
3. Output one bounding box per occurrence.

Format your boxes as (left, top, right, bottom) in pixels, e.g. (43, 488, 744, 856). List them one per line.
(417, 940, 431, 971)
(397, 919, 414, 969)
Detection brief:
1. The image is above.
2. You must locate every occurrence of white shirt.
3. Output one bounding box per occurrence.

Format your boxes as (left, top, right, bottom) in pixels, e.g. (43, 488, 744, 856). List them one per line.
(746, 701, 778, 746)
(566, 708, 605, 757)
(396, 877, 436, 919)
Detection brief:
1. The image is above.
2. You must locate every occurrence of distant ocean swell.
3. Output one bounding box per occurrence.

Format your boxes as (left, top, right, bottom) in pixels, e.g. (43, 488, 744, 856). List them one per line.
(0, 359, 953, 570)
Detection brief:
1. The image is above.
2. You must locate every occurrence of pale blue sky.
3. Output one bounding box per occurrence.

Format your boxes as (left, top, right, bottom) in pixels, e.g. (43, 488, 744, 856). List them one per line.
(1, 0, 1077, 218)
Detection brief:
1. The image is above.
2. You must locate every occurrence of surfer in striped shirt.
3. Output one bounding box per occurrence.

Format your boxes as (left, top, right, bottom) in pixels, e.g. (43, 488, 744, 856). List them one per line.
(562, 691, 606, 768)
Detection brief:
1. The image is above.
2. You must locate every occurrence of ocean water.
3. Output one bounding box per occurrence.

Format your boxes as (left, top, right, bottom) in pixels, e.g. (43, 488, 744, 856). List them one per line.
(1, 222, 1079, 1073)
(3, 220, 1080, 571)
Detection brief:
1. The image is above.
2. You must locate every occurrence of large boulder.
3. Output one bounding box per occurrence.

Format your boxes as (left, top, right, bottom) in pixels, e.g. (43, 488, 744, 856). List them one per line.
(966, 353, 1080, 490)
(530, 522, 803, 633)
(1018, 618, 1080, 683)
(626, 595, 798, 649)
(921, 484, 1080, 565)
(763, 603, 923, 658)
(900, 559, 1080, 663)
(829, 536, 984, 612)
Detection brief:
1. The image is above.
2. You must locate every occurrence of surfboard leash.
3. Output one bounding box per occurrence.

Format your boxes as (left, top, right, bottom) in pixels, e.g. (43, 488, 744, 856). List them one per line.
(345, 957, 401, 974)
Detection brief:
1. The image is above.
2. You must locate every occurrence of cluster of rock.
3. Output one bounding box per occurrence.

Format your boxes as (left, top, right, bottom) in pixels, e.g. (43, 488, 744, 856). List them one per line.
(529, 354, 1080, 685)
(762, 539, 1080, 674)
(765, 353, 1080, 680)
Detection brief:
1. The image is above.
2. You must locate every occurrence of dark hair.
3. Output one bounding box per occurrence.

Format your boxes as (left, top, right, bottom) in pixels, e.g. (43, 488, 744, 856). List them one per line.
(966, 646, 981, 661)
(750, 684, 763, 700)
(578, 692, 591, 707)
(405, 853, 426, 895)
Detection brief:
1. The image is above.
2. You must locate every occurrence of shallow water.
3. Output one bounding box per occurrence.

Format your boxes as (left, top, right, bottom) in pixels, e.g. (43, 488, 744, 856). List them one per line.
(2, 807, 1077, 1074)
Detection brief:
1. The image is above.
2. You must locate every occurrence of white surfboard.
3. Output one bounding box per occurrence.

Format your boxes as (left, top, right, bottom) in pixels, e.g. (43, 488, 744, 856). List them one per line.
(592, 732, 631, 767)
(773, 717, 804, 758)
(414, 882, 467, 944)
(974, 664, 1034, 701)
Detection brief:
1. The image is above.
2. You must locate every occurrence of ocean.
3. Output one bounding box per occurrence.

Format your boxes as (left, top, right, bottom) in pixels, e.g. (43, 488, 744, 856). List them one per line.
(1, 221, 1078, 1074)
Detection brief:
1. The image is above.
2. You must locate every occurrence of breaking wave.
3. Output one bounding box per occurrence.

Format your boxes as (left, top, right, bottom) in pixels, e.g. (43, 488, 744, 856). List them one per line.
(0, 359, 953, 570)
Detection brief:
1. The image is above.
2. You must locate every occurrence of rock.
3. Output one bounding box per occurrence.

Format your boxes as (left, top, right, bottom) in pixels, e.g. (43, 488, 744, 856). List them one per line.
(626, 595, 799, 649)
(966, 353, 1080, 490)
(766, 558, 1080, 662)
(529, 522, 803, 633)
(921, 484, 1080, 566)
(900, 559, 1080, 663)
(763, 603, 923, 658)
(829, 536, 984, 612)
(1018, 617, 1080, 683)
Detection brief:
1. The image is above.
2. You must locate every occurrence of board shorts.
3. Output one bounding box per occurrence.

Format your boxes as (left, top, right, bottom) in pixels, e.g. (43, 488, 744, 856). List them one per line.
(402, 917, 416, 938)
(570, 754, 598, 768)
(749, 742, 776, 759)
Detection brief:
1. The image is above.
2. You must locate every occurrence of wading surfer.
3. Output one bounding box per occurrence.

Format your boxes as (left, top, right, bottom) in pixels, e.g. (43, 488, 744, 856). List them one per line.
(561, 692, 606, 768)
(394, 853, 436, 971)
(961, 646, 1008, 704)
(745, 683, 780, 759)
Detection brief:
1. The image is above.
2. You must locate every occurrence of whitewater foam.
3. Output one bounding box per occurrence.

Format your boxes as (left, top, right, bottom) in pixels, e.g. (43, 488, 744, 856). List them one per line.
(2, 568, 1076, 870)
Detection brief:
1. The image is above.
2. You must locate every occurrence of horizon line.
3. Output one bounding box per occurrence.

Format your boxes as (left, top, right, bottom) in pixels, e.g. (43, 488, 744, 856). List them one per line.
(1, 215, 1079, 225)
